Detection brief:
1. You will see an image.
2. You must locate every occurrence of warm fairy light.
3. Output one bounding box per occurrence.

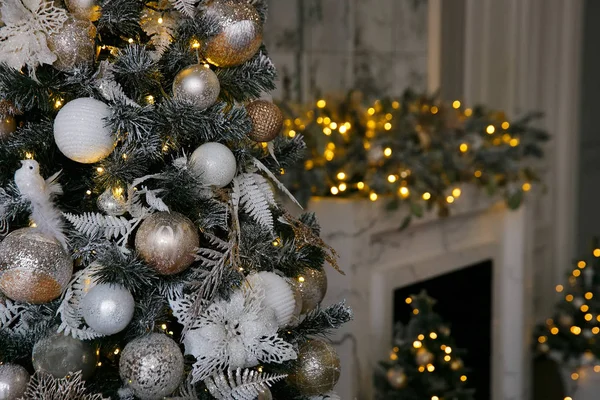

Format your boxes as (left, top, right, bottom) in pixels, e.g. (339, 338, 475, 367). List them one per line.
(384, 147, 392, 157)
(571, 326, 582, 335)
(445, 347, 452, 354)
(441, 345, 447, 350)
(388, 175, 397, 183)
(330, 187, 339, 195)
(522, 182, 532, 192)
(384, 122, 392, 130)
(566, 294, 574, 302)
(427, 364, 435, 372)
(565, 397, 573, 400)
(369, 192, 378, 201)
(399, 187, 409, 198)
(161, 323, 167, 330)
(446, 195, 455, 204)
(97, 362, 102, 366)
(502, 134, 511, 144)
(581, 304, 589, 312)
(578, 261, 587, 268)
(25, 152, 33, 159)
(432, 396, 439, 400)
(339, 125, 348, 134)
(452, 100, 461, 109)
(431, 106, 439, 114)
(413, 309, 419, 315)
(593, 327, 600, 334)
(393, 346, 399, 352)
(386, 113, 393, 121)
(502, 121, 510, 129)
(573, 270, 581, 277)
(86, 190, 92, 195)
(413, 340, 422, 349)
(556, 284, 564, 292)
(390, 353, 398, 361)
(326, 142, 336, 150)
(400, 170, 410, 178)
(509, 138, 520, 147)
(316, 117, 323, 124)
(551, 327, 559, 335)
(324, 149, 334, 161)
(418, 334, 425, 340)
(586, 292, 594, 300)
(538, 336, 547, 344)
(452, 188, 462, 198)
(595, 366, 600, 373)
(571, 372, 579, 381)
(96, 167, 104, 173)
(298, 276, 305, 283)
(585, 313, 593, 321)
(157, 16, 164, 24)
(368, 107, 375, 115)
(422, 192, 431, 200)
(459, 143, 468, 153)
(128, 38, 134, 43)
(162, 144, 169, 152)
(323, 127, 332, 135)
(486, 125, 495, 134)
(444, 355, 451, 362)
(114, 348, 120, 355)
(367, 120, 376, 129)
(430, 332, 438, 339)
(594, 248, 600, 257)
(288, 130, 296, 138)
(460, 375, 467, 382)
(357, 181, 365, 190)
(418, 366, 425, 372)
(474, 170, 482, 178)
(392, 101, 400, 109)
(323, 117, 331, 125)
(316, 99, 326, 108)
(339, 183, 347, 192)
(191, 40, 200, 49)
(464, 108, 473, 117)
(54, 99, 63, 109)
(337, 172, 346, 180)
(329, 122, 338, 130)
(29, 221, 37, 227)
(405, 297, 412, 304)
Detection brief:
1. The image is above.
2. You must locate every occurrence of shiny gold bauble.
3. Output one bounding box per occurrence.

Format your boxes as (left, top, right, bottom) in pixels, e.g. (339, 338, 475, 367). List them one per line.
(47, 17, 96, 71)
(386, 366, 407, 389)
(415, 348, 434, 365)
(246, 100, 283, 142)
(65, 0, 101, 21)
(203, 0, 263, 67)
(291, 268, 327, 314)
(0, 114, 16, 140)
(0, 228, 73, 303)
(135, 212, 200, 275)
(287, 339, 340, 396)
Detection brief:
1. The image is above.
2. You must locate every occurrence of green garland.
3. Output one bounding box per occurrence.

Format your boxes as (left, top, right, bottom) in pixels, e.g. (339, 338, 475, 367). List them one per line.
(279, 90, 549, 225)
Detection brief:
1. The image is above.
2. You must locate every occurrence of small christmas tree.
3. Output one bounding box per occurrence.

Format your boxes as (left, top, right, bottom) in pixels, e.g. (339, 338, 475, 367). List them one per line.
(375, 291, 475, 400)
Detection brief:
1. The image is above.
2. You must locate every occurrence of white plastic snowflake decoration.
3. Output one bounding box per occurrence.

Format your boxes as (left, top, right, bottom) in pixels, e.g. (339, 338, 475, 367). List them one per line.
(0, 0, 67, 71)
(171, 286, 297, 383)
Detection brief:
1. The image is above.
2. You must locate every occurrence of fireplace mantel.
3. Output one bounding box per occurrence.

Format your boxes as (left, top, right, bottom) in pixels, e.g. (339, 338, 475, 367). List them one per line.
(305, 188, 534, 400)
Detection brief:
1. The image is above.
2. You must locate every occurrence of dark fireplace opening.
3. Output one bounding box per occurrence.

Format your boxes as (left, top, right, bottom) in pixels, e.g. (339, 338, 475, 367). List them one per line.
(393, 260, 493, 400)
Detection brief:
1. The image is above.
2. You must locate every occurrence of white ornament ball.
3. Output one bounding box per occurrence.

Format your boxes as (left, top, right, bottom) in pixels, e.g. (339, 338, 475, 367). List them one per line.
(190, 142, 236, 187)
(54, 98, 115, 164)
(246, 271, 297, 327)
(173, 64, 220, 110)
(0, 363, 30, 399)
(81, 283, 135, 335)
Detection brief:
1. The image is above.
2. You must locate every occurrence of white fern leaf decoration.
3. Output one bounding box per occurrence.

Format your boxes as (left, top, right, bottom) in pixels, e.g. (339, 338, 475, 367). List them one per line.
(205, 368, 287, 400)
(252, 158, 302, 208)
(140, 186, 169, 212)
(0, 299, 30, 335)
(233, 173, 275, 231)
(169, 0, 196, 17)
(63, 212, 132, 240)
(20, 371, 108, 400)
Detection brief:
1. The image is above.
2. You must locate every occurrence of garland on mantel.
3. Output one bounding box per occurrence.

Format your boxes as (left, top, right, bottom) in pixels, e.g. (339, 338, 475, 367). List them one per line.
(278, 90, 549, 226)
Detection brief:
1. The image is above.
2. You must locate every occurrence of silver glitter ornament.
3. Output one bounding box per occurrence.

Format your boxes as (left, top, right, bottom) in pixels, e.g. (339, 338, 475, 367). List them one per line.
(65, 0, 101, 21)
(119, 333, 184, 400)
(189, 142, 237, 188)
(256, 386, 273, 400)
(0, 363, 30, 400)
(97, 188, 127, 216)
(0, 228, 73, 304)
(287, 340, 340, 396)
(290, 268, 327, 314)
(386, 366, 407, 389)
(0, 115, 16, 140)
(172, 64, 220, 110)
(32, 332, 97, 379)
(204, 0, 263, 67)
(135, 212, 199, 275)
(81, 283, 135, 335)
(47, 17, 96, 71)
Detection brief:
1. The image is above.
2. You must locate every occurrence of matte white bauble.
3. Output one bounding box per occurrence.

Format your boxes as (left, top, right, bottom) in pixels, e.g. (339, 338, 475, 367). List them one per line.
(53, 97, 115, 163)
(246, 271, 297, 327)
(189, 142, 236, 188)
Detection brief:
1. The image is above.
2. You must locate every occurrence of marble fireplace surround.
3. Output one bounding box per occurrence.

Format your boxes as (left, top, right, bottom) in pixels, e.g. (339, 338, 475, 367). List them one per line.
(305, 187, 534, 400)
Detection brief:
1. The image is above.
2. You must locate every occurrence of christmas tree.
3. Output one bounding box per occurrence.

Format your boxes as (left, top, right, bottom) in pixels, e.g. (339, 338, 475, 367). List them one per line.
(534, 243, 600, 393)
(374, 292, 475, 400)
(0, 1, 352, 399)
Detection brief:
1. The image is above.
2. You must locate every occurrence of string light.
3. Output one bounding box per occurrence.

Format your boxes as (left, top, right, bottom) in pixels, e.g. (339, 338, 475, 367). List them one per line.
(339, 125, 348, 134)
(570, 326, 582, 335)
(392, 101, 400, 109)
(114, 348, 120, 355)
(86, 190, 92, 195)
(556, 284, 564, 292)
(386, 113, 393, 121)
(388, 175, 397, 183)
(54, 99, 63, 109)
(96, 167, 104, 173)
(390, 353, 398, 361)
(459, 143, 468, 152)
(418, 366, 425, 372)
(323, 117, 331, 125)
(413, 309, 419, 315)
(571, 372, 579, 381)
(337, 172, 346, 180)
(417, 334, 425, 340)
(191, 40, 200, 49)
(367, 120, 376, 129)
(431, 106, 439, 114)
(594, 248, 600, 257)
(427, 364, 435, 372)
(566, 294, 574, 302)
(595, 366, 600, 373)
(430, 332, 438, 339)
(573, 269, 581, 277)
(316, 99, 326, 108)
(444, 355, 451, 362)
(460, 375, 467, 382)
(369, 192, 378, 201)
(509, 138, 519, 147)
(330, 187, 339, 195)
(538, 336, 547, 343)
(384, 122, 392, 130)
(486, 125, 495, 134)
(445, 347, 452, 354)
(422, 192, 431, 200)
(405, 297, 412, 304)
(316, 117, 323, 124)
(551, 327, 559, 335)
(522, 182, 531, 192)
(585, 313, 593, 321)
(593, 327, 600, 334)
(399, 187, 409, 199)
(502, 121, 510, 129)
(323, 127, 332, 135)
(474, 170, 482, 178)
(25, 152, 33, 159)
(464, 108, 473, 117)
(432, 396, 439, 400)
(128, 38, 134, 43)
(413, 340, 422, 349)
(446, 195, 455, 204)
(578, 261, 587, 268)
(368, 107, 375, 115)
(288, 130, 296, 138)
(580, 304, 589, 312)
(357, 181, 365, 190)
(329, 122, 337, 129)
(452, 100, 461, 109)
(452, 188, 461, 198)
(586, 292, 593, 300)
(384, 147, 392, 157)
(157, 16, 163, 24)
(339, 183, 347, 192)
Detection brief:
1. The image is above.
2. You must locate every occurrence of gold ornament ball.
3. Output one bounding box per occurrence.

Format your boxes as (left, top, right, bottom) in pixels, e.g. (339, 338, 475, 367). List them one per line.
(246, 100, 283, 142)
(256, 386, 272, 400)
(47, 17, 96, 71)
(287, 339, 341, 396)
(0, 114, 16, 139)
(0, 228, 73, 304)
(203, 0, 263, 67)
(135, 212, 200, 275)
(415, 348, 434, 365)
(386, 366, 407, 389)
(291, 268, 327, 314)
(65, 0, 101, 21)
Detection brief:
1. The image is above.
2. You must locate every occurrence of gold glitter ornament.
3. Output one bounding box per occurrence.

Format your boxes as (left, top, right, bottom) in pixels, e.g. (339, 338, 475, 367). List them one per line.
(0, 228, 73, 304)
(65, 0, 101, 21)
(287, 339, 341, 396)
(290, 267, 327, 314)
(135, 212, 200, 275)
(203, 0, 263, 67)
(386, 366, 407, 389)
(246, 100, 283, 142)
(47, 17, 96, 71)
(0, 114, 17, 139)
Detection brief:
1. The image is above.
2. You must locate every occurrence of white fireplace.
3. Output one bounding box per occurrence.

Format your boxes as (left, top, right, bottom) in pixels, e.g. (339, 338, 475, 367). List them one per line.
(306, 186, 535, 400)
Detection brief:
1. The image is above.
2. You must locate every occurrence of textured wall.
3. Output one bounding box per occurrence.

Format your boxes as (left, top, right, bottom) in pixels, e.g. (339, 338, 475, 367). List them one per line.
(263, 0, 429, 102)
